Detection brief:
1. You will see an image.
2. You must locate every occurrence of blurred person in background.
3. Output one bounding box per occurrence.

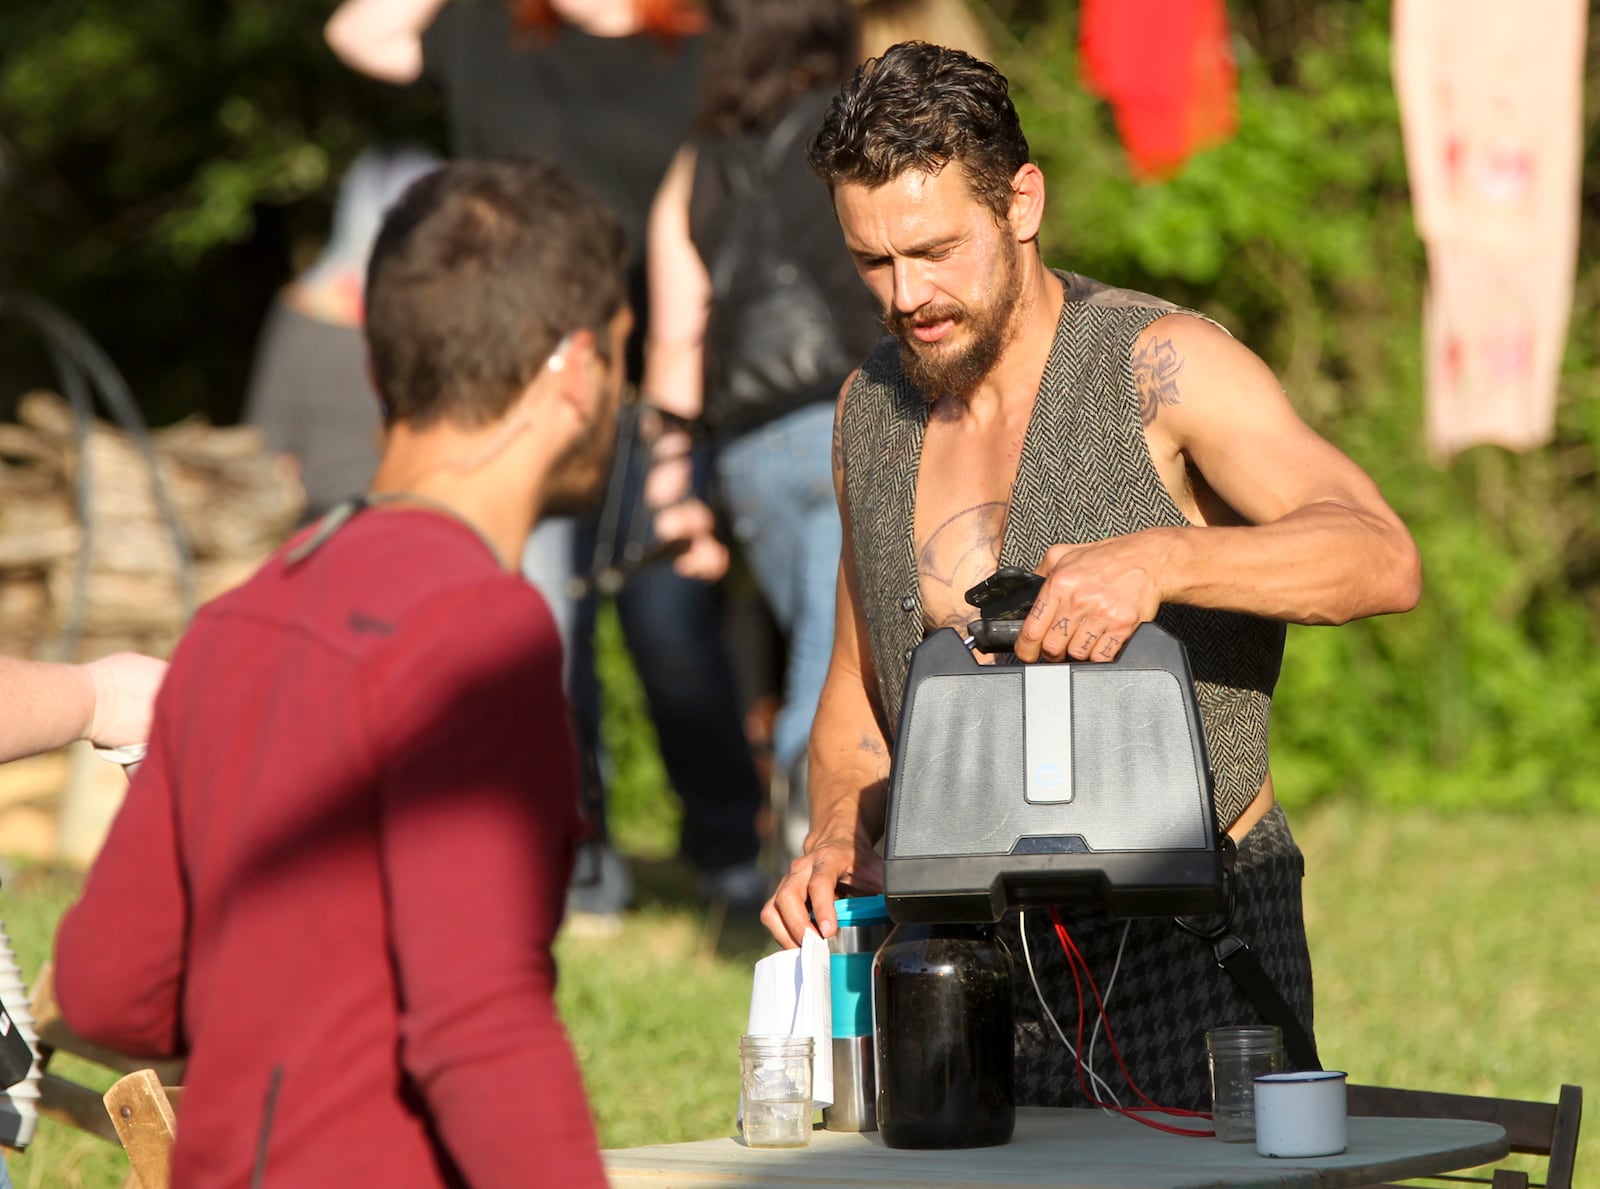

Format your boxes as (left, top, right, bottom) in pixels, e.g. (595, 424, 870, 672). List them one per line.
(243, 145, 441, 524)
(645, 0, 990, 861)
(643, 0, 881, 861)
(0, 650, 164, 1187)
(855, 0, 990, 60)
(54, 156, 633, 1187)
(326, 0, 770, 917)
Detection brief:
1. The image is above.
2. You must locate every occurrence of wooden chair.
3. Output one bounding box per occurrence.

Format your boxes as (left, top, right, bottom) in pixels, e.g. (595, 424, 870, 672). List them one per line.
(104, 1068, 179, 1189)
(25, 961, 184, 1187)
(1347, 1082, 1582, 1189)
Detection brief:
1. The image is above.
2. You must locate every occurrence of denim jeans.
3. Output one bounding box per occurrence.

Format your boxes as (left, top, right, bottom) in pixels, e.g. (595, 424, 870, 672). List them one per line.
(714, 400, 842, 774)
(525, 420, 764, 876)
(521, 516, 576, 667)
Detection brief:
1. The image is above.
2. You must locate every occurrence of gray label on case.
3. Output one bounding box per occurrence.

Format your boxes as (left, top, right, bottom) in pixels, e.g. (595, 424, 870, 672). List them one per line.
(1024, 665, 1074, 804)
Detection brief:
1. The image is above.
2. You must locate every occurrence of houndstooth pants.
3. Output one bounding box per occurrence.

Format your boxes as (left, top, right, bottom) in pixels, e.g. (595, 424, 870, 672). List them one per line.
(1000, 804, 1316, 1112)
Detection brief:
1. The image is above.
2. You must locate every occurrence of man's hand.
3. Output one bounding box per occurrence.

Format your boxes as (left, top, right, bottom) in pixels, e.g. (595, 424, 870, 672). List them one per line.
(761, 834, 883, 948)
(1013, 534, 1166, 663)
(83, 652, 168, 748)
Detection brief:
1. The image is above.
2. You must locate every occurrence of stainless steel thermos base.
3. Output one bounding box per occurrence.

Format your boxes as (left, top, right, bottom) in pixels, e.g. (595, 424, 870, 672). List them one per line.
(822, 894, 893, 1133)
(821, 1035, 876, 1131)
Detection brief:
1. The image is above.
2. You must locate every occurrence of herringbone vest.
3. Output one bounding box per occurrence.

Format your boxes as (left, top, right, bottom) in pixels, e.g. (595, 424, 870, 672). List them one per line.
(840, 270, 1284, 829)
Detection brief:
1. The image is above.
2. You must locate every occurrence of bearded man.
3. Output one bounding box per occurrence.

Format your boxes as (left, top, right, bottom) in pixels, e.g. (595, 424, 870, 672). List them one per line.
(762, 42, 1421, 1111)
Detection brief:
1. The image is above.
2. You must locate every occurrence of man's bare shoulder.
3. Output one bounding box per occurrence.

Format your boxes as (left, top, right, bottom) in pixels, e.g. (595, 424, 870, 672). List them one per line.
(1132, 311, 1285, 439)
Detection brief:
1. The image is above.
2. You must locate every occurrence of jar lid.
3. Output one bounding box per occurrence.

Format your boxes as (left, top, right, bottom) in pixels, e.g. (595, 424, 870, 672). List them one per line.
(1206, 1024, 1283, 1053)
(831, 894, 890, 925)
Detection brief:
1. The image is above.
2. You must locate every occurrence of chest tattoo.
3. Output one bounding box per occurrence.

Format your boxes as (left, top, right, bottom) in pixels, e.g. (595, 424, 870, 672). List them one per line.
(916, 500, 1008, 627)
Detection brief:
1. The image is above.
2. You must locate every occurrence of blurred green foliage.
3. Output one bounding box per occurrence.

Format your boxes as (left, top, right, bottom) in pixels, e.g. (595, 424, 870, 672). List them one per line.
(595, 602, 682, 858)
(0, 0, 442, 424)
(0, 1, 1596, 817)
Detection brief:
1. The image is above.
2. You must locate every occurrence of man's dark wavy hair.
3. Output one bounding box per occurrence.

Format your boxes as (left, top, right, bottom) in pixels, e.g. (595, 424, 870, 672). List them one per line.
(808, 40, 1030, 221)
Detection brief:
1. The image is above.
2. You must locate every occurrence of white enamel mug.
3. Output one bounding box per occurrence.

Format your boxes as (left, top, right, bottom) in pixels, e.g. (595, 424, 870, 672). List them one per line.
(1253, 1070, 1348, 1158)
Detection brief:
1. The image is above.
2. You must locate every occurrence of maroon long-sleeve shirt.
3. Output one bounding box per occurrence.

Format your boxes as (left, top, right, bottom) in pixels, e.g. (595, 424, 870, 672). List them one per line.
(55, 508, 605, 1187)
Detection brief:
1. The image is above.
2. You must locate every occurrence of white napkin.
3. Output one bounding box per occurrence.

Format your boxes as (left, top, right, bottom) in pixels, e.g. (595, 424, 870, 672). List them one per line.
(745, 929, 833, 1108)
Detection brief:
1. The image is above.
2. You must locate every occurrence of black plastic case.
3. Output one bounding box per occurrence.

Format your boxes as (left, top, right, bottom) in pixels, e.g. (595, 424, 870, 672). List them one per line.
(882, 622, 1225, 923)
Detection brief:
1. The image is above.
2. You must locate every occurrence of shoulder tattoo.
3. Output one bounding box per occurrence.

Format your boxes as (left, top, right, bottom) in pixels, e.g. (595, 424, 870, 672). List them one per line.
(1134, 335, 1184, 427)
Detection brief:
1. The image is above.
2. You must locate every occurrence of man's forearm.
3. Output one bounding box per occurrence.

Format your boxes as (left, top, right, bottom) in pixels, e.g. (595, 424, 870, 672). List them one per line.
(804, 691, 891, 854)
(804, 763, 888, 857)
(0, 657, 94, 763)
(1151, 501, 1421, 625)
(1021, 500, 1421, 665)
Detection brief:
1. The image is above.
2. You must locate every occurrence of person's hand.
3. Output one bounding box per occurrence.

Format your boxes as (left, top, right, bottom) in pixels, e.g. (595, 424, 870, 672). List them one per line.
(83, 652, 168, 748)
(1013, 535, 1164, 663)
(642, 424, 694, 512)
(652, 498, 729, 583)
(761, 833, 883, 949)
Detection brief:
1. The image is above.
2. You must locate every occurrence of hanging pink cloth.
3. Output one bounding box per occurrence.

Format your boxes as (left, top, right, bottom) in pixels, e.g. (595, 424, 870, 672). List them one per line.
(1392, 0, 1587, 461)
(1079, 0, 1237, 182)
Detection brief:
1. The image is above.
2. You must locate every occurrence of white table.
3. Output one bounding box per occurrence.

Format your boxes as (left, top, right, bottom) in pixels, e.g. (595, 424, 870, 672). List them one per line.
(604, 1106, 1510, 1188)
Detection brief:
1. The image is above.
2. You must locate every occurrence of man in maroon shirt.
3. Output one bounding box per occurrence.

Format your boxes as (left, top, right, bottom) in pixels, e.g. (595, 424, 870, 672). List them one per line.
(53, 157, 637, 1187)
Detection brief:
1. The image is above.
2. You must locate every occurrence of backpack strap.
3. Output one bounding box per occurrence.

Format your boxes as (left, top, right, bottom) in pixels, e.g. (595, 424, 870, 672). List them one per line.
(706, 91, 835, 297)
(758, 91, 833, 178)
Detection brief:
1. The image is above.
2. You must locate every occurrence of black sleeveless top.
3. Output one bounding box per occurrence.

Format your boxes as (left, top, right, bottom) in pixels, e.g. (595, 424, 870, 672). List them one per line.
(421, 4, 703, 379)
(839, 271, 1284, 829)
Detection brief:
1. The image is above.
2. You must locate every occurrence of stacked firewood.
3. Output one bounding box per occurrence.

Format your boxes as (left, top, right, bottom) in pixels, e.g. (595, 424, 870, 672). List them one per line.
(0, 391, 305, 662)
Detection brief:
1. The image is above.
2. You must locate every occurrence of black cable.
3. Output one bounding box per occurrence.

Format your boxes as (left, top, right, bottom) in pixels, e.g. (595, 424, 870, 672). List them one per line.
(40, 334, 96, 660)
(568, 396, 691, 600)
(0, 292, 197, 656)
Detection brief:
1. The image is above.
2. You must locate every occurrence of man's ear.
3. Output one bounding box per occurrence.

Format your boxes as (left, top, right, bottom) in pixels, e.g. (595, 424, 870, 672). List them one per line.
(1007, 163, 1046, 244)
(547, 326, 601, 419)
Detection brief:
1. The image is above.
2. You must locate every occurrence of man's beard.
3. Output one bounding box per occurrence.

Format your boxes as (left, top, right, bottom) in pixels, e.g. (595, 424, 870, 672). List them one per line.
(542, 391, 620, 517)
(888, 246, 1023, 403)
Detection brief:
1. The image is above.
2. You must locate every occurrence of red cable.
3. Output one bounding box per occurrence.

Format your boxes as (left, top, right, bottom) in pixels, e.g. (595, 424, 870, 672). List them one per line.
(1048, 908, 1216, 1138)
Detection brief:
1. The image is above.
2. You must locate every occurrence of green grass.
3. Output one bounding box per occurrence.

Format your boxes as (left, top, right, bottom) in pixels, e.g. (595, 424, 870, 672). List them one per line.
(1293, 804, 1600, 1185)
(3, 802, 1596, 1185)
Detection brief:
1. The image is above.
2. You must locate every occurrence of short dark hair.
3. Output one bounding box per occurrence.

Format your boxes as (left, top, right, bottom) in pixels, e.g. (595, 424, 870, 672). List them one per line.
(365, 156, 627, 429)
(698, 0, 859, 136)
(808, 40, 1030, 221)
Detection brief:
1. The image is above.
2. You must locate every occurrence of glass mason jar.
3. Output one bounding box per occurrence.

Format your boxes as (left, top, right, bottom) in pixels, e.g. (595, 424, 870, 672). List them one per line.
(872, 921, 1015, 1149)
(739, 1034, 814, 1148)
(1206, 1024, 1284, 1142)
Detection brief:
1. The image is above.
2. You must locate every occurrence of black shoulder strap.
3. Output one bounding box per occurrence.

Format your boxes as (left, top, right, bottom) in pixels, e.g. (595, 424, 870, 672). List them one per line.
(757, 92, 830, 178)
(1210, 931, 1322, 1071)
(1172, 840, 1321, 1073)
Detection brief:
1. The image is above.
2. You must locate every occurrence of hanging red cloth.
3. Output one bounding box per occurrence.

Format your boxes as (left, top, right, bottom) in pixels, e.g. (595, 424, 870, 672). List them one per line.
(1079, 0, 1237, 182)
